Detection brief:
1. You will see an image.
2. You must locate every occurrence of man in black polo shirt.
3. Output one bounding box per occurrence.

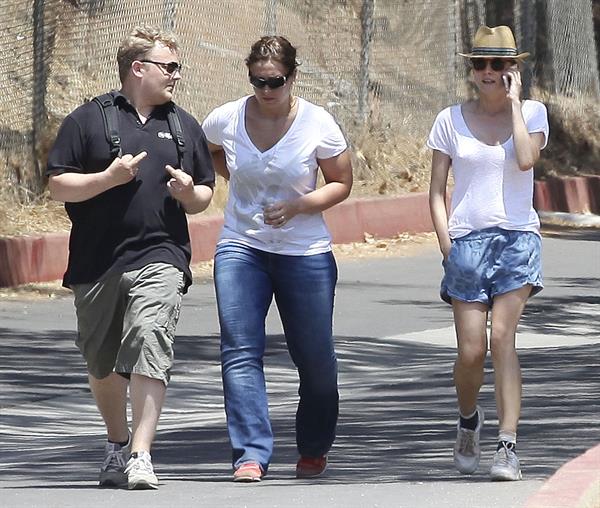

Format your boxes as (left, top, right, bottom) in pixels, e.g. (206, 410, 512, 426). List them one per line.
(46, 26, 214, 490)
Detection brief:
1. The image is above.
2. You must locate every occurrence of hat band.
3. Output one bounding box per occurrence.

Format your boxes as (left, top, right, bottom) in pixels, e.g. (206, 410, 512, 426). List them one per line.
(471, 47, 518, 57)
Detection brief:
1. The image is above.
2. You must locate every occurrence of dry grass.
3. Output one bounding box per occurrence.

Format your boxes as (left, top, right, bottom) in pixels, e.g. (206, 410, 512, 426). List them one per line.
(0, 281, 72, 300)
(534, 91, 600, 179)
(351, 125, 431, 196)
(0, 191, 71, 237)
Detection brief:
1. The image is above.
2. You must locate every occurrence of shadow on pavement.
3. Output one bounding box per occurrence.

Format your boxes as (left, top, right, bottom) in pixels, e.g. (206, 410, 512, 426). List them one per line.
(522, 292, 600, 336)
(0, 328, 84, 409)
(1, 326, 598, 486)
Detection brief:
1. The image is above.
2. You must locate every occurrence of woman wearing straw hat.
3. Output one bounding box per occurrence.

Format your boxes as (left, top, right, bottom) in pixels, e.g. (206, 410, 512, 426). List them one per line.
(427, 25, 549, 481)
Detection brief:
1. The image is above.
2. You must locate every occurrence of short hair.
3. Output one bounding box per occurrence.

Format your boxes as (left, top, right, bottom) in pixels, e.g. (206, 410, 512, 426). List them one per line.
(245, 36, 299, 75)
(116, 26, 179, 83)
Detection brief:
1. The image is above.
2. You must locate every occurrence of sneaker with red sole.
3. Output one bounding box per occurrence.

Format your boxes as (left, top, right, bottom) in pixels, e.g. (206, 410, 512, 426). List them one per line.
(296, 456, 327, 478)
(233, 462, 264, 482)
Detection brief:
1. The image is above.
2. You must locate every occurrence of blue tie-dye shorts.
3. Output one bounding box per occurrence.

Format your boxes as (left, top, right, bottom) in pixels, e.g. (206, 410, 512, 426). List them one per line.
(441, 227, 543, 306)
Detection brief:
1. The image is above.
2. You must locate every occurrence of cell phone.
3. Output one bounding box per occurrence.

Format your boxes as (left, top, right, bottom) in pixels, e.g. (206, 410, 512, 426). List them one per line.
(502, 74, 511, 91)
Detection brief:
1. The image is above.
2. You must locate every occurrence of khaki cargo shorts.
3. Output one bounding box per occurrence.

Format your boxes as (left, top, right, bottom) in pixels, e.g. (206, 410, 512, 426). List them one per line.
(71, 263, 185, 385)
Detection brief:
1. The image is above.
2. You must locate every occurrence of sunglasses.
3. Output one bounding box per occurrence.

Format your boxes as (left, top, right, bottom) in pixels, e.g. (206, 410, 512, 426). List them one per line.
(249, 74, 289, 89)
(141, 60, 182, 75)
(470, 58, 514, 71)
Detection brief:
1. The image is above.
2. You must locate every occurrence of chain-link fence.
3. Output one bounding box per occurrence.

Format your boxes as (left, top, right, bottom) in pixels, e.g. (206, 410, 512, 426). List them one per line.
(1, 0, 598, 202)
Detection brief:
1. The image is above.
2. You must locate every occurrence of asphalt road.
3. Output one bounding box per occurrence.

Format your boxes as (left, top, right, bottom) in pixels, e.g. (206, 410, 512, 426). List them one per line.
(1, 225, 599, 508)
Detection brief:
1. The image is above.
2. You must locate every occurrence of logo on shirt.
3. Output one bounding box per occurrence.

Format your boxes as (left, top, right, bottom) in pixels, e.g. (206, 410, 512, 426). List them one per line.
(158, 131, 173, 140)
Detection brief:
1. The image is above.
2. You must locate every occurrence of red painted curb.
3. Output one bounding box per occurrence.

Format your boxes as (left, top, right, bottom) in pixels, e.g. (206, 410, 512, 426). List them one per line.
(533, 180, 557, 212)
(1, 176, 598, 288)
(524, 444, 600, 508)
(587, 175, 600, 215)
(0, 194, 433, 288)
(187, 214, 223, 263)
(0, 233, 69, 288)
(324, 192, 434, 244)
(534, 174, 600, 214)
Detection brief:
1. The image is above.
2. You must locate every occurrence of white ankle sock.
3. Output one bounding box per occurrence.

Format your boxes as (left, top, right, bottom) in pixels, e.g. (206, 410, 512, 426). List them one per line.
(498, 431, 517, 444)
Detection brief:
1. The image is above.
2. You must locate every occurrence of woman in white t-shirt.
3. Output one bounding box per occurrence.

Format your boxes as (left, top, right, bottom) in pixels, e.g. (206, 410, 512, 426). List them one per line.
(427, 26, 549, 481)
(203, 36, 352, 482)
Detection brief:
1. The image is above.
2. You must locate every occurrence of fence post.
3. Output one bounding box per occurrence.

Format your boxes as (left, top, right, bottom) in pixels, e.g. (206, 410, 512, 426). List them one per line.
(462, 0, 486, 40)
(163, 0, 177, 30)
(447, 0, 459, 104)
(459, 0, 486, 68)
(31, 0, 47, 197)
(358, 0, 374, 125)
(545, 0, 600, 99)
(514, 0, 536, 98)
(265, 0, 277, 35)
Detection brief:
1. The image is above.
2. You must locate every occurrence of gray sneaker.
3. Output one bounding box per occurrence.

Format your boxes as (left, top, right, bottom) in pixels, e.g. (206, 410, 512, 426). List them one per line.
(99, 438, 130, 487)
(125, 451, 159, 490)
(453, 405, 484, 474)
(490, 442, 522, 481)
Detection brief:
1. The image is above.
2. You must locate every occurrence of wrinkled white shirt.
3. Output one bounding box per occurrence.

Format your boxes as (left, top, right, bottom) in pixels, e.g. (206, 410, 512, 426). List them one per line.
(427, 100, 549, 239)
(203, 96, 347, 255)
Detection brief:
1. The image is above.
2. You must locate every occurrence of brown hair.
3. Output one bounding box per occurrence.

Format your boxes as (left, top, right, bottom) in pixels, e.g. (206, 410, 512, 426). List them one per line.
(245, 36, 299, 75)
(116, 26, 179, 83)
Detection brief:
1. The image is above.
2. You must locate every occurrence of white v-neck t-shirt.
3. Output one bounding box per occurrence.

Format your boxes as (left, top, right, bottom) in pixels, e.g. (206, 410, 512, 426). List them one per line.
(203, 96, 347, 255)
(427, 99, 549, 239)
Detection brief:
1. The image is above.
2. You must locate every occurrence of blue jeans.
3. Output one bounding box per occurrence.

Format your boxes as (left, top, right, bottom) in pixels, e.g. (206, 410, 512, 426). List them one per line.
(214, 242, 339, 472)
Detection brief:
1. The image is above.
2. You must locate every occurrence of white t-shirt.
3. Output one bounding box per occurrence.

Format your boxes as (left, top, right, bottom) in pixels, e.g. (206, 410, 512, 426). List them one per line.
(427, 100, 549, 239)
(203, 96, 347, 255)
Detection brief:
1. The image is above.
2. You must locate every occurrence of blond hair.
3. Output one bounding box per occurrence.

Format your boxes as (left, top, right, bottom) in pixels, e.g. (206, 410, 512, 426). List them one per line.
(116, 26, 179, 83)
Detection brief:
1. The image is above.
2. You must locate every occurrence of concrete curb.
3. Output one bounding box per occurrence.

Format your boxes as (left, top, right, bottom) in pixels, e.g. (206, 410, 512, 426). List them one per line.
(534, 174, 600, 215)
(2, 174, 599, 287)
(0, 233, 69, 288)
(524, 444, 600, 508)
(0, 193, 434, 287)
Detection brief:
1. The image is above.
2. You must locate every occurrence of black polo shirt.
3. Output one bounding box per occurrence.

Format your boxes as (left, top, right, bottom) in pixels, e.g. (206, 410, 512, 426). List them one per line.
(46, 91, 215, 291)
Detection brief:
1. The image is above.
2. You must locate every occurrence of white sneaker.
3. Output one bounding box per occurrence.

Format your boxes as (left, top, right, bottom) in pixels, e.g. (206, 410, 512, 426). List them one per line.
(125, 451, 159, 490)
(99, 437, 130, 487)
(490, 442, 522, 481)
(453, 406, 484, 474)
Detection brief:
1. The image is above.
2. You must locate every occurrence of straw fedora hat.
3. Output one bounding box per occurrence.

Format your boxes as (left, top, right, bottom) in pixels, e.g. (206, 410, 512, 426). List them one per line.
(459, 25, 530, 60)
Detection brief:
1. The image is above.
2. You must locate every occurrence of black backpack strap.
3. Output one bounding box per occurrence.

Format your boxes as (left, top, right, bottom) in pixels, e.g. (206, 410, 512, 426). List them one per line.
(92, 92, 122, 159)
(166, 104, 186, 167)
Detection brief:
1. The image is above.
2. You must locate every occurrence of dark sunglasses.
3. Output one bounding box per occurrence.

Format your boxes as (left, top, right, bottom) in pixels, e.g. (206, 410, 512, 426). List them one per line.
(141, 60, 182, 75)
(249, 74, 289, 89)
(470, 58, 513, 71)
